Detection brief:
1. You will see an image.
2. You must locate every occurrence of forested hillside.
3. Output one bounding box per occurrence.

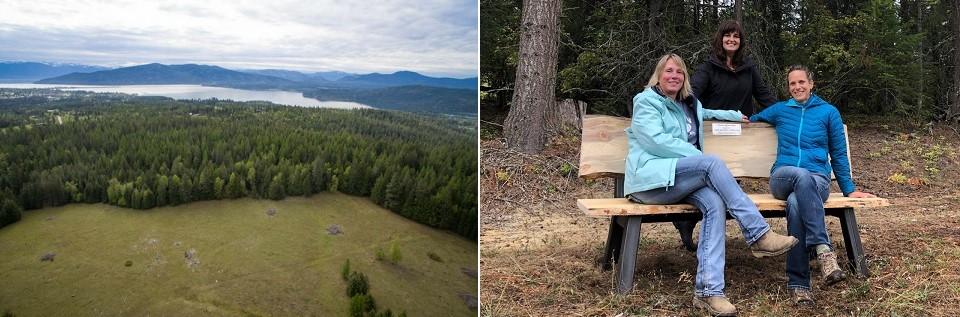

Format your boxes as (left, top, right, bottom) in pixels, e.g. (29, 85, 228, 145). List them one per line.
(0, 90, 477, 240)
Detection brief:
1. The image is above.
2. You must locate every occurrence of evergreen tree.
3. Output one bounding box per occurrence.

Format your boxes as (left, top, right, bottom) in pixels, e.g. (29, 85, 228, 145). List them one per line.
(156, 175, 168, 206)
(268, 173, 286, 200)
(213, 176, 225, 199)
(226, 172, 243, 198)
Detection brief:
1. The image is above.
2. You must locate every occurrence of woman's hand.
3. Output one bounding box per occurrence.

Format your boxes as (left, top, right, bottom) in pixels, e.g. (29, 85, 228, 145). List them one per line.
(741, 115, 750, 123)
(848, 191, 876, 198)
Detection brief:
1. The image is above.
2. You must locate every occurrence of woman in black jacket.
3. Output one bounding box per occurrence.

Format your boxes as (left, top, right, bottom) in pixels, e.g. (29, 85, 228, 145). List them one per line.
(673, 20, 779, 253)
(691, 20, 776, 117)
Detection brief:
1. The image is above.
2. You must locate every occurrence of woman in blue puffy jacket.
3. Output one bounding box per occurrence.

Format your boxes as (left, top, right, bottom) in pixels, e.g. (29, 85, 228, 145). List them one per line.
(625, 53, 797, 316)
(749, 65, 876, 306)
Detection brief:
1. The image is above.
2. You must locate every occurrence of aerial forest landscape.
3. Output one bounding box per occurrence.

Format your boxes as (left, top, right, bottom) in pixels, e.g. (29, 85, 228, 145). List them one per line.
(0, 1, 479, 316)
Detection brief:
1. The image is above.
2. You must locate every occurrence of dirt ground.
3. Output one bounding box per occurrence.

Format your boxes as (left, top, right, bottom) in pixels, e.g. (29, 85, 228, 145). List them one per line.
(479, 114, 960, 316)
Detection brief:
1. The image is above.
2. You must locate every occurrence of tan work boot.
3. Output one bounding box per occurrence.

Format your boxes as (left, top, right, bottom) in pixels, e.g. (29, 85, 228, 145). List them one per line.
(791, 288, 815, 306)
(817, 250, 847, 286)
(749, 231, 798, 258)
(693, 296, 737, 316)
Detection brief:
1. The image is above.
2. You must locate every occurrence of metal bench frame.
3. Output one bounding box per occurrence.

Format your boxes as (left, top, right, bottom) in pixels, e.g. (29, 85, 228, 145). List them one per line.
(599, 176, 869, 294)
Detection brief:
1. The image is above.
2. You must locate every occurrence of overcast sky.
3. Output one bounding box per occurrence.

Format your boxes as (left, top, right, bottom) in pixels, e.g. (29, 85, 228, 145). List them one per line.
(0, 0, 478, 78)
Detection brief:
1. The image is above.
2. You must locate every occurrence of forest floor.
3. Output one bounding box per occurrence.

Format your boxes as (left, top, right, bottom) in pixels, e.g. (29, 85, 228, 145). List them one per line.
(0, 193, 477, 317)
(479, 112, 960, 316)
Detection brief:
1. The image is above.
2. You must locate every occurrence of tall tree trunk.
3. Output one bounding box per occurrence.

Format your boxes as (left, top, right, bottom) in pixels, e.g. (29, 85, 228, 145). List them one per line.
(504, 0, 561, 153)
(647, 0, 666, 56)
(952, 0, 960, 120)
(735, 0, 743, 23)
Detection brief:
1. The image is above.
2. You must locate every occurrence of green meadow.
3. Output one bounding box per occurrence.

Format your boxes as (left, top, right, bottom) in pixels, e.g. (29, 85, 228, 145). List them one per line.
(0, 193, 477, 316)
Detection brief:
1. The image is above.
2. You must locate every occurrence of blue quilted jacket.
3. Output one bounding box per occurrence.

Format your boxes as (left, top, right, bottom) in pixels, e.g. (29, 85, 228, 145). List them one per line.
(749, 94, 856, 195)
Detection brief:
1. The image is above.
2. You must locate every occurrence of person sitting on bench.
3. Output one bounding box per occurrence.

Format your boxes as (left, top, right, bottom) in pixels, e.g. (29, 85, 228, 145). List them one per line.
(625, 53, 798, 316)
(748, 64, 876, 306)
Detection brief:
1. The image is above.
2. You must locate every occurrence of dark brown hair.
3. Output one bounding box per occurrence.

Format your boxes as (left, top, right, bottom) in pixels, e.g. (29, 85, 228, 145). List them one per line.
(711, 20, 747, 67)
(787, 64, 814, 82)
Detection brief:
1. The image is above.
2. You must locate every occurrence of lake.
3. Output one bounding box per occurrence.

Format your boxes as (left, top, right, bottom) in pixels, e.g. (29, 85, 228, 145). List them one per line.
(0, 83, 373, 109)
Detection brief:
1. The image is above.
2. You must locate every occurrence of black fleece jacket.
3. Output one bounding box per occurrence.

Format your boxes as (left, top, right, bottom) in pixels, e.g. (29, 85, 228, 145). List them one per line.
(690, 54, 776, 116)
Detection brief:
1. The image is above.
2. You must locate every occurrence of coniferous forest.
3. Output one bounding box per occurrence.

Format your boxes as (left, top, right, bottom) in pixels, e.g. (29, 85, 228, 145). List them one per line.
(0, 90, 477, 240)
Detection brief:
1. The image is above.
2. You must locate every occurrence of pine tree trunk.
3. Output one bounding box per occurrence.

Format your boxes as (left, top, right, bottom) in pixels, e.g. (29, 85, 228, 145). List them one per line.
(735, 0, 743, 23)
(953, 0, 960, 120)
(503, 0, 561, 153)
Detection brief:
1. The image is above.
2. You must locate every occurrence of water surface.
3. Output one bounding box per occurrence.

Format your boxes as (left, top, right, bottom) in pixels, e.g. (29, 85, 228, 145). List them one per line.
(0, 83, 372, 109)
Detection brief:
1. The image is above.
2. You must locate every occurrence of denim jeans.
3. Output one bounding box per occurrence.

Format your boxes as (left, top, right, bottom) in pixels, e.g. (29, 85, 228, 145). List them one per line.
(769, 166, 831, 290)
(629, 155, 770, 297)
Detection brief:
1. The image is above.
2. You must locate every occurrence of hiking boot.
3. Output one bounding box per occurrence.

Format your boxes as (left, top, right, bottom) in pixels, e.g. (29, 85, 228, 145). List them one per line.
(692, 296, 737, 316)
(749, 231, 798, 258)
(791, 288, 815, 306)
(672, 220, 698, 252)
(817, 250, 847, 286)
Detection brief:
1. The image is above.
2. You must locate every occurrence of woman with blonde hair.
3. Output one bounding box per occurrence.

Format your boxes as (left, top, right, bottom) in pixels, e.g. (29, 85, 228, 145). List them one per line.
(625, 53, 796, 316)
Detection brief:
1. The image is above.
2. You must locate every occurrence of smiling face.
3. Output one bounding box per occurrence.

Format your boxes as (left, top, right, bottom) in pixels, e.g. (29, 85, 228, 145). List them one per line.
(658, 58, 685, 99)
(722, 32, 741, 56)
(788, 69, 814, 104)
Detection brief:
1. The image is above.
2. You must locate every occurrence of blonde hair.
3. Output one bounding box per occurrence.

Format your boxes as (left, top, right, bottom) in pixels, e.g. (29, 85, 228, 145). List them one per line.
(646, 53, 693, 100)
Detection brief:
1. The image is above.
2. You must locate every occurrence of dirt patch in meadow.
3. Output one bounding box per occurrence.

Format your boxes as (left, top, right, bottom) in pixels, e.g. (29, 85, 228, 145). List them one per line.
(480, 115, 960, 316)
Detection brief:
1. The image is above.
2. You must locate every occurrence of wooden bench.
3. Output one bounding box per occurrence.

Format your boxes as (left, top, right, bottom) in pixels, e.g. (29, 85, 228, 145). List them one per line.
(576, 115, 889, 294)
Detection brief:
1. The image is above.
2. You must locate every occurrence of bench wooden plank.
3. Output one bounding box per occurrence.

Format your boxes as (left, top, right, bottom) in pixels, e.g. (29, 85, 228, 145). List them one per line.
(579, 115, 779, 179)
(578, 194, 889, 217)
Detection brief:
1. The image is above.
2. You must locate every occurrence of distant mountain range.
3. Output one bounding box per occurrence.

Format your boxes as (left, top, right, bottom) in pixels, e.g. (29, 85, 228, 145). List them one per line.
(30, 62, 477, 90)
(0, 62, 109, 82)
(337, 71, 477, 90)
(36, 63, 299, 89)
(3, 61, 477, 114)
(303, 85, 477, 114)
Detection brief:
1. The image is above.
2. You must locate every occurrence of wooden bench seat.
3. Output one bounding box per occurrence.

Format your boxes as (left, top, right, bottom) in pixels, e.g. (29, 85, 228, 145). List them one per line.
(577, 115, 889, 294)
(579, 193, 889, 216)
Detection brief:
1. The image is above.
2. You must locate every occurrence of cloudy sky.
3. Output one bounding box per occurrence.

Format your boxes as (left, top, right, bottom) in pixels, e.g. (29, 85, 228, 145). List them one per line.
(0, 0, 478, 78)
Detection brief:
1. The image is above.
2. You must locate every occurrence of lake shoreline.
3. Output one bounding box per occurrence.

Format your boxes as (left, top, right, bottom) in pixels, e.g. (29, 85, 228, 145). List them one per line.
(0, 83, 374, 109)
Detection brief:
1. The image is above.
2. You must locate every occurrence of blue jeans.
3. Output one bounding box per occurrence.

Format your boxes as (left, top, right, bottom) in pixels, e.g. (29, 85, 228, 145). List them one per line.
(769, 166, 831, 290)
(629, 155, 770, 297)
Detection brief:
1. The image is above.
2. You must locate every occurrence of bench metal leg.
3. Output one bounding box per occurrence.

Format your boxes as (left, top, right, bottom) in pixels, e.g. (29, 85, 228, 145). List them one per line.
(600, 175, 628, 271)
(837, 207, 870, 277)
(600, 217, 624, 270)
(617, 216, 642, 294)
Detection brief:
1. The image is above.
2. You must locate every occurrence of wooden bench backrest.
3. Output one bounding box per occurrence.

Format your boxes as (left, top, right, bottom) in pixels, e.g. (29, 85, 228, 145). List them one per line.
(579, 115, 849, 180)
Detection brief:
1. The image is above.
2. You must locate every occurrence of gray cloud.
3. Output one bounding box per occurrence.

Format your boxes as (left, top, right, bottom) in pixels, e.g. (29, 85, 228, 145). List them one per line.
(0, 0, 478, 77)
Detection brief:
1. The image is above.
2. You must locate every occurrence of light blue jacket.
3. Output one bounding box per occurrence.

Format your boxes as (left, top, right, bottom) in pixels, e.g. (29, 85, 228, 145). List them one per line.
(749, 94, 856, 195)
(624, 87, 744, 195)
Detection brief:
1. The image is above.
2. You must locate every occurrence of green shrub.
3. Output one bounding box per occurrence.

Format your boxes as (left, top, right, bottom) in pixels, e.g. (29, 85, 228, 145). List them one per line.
(0, 196, 23, 228)
(375, 247, 386, 261)
(388, 241, 402, 263)
(346, 271, 369, 297)
(341, 259, 351, 281)
(349, 294, 376, 317)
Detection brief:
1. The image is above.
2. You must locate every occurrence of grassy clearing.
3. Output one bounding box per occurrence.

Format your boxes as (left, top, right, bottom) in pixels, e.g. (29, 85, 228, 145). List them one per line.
(0, 193, 477, 316)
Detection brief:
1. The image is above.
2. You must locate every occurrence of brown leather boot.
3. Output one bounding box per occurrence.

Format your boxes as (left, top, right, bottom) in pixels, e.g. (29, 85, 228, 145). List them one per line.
(817, 250, 847, 286)
(693, 296, 737, 316)
(749, 231, 798, 258)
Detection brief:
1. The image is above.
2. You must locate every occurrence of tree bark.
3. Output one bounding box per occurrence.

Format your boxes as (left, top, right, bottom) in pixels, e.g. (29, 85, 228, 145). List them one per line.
(545, 99, 586, 137)
(735, 0, 743, 23)
(952, 0, 960, 120)
(504, 0, 561, 153)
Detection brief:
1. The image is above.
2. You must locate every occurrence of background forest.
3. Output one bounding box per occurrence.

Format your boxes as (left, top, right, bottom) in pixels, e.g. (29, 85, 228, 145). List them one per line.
(482, 0, 959, 120)
(0, 91, 477, 240)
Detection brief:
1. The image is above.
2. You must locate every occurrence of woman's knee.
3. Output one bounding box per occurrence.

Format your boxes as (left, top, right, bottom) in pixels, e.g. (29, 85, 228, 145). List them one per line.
(688, 188, 726, 220)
